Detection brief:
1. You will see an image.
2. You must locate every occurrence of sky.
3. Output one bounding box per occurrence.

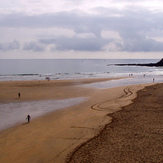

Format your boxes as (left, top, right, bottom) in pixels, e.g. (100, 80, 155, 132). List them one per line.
(0, 0, 163, 59)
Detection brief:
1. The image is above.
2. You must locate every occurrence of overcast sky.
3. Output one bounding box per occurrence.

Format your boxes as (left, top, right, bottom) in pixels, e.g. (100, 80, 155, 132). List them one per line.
(0, 0, 163, 59)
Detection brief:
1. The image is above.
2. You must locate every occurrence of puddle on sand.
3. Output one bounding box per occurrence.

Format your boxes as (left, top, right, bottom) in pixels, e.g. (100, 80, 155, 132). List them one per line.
(0, 97, 87, 131)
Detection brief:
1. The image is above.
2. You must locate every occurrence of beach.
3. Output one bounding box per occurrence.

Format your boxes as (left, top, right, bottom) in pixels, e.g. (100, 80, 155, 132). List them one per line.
(67, 83, 163, 163)
(0, 78, 161, 162)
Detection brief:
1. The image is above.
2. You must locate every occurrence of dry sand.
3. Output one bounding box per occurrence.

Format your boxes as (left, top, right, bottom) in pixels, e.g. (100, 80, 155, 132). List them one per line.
(0, 78, 158, 163)
(67, 83, 163, 163)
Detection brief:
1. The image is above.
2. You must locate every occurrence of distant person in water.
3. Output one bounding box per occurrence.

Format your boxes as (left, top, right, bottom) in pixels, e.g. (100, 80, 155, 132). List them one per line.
(26, 115, 31, 123)
(18, 92, 20, 98)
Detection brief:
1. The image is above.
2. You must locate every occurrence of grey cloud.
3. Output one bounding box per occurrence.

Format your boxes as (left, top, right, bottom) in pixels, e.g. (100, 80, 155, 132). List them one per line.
(114, 8, 163, 51)
(0, 40, 20, 51)
(0, 9, 160, 32)
(23, 41, 45, 52)
(1, 7, 163, 52)
(37, 7, 163, 52)
(40, 36, 110, 51)
(0, 12, 81, 28)
(0, 12, 103, 38)
(121, 38, 163, 52)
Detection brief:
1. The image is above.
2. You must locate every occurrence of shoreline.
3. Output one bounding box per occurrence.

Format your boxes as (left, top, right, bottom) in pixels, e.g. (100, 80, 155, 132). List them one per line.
(0, 77, 125, 132)
(67, 83, 163, 162)
(0, 77, 125, 103)
(0, 78, 154, 163)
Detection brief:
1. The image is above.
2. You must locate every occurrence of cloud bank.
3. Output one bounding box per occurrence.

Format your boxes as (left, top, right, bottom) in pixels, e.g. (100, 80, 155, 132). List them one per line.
(0, 0, 163, 58)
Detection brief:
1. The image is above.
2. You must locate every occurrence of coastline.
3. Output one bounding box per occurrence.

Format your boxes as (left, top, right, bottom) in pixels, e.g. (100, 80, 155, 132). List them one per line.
(0, 78, 154, 162)
(67, 83, 163, 163)
(0, 77, 124, 103)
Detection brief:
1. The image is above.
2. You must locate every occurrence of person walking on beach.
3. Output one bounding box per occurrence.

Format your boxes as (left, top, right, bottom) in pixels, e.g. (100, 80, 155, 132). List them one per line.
(26, 115, 31, 123)
(18, 92, 20, 98)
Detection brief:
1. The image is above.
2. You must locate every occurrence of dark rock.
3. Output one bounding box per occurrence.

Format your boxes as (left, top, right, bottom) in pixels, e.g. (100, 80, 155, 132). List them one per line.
(110, 58, 163, 67)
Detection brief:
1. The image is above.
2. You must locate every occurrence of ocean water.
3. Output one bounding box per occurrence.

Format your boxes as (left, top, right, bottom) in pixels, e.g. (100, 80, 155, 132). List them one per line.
(0, 59, 162, 81)
(0, 59, 163, 131)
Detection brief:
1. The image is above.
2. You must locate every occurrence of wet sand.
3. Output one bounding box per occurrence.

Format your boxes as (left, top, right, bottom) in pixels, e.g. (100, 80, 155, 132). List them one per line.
(67, 83, 163, 163)
(0, 78, 156, 163)
(0, 78, 123, 103)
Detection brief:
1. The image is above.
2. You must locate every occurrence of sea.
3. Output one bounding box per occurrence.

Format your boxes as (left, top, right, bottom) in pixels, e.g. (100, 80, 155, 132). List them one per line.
(0, 59, 163, 81)
(0, 59, 163, 131)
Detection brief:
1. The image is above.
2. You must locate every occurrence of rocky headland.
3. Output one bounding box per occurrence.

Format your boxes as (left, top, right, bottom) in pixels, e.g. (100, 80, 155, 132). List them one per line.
(110, 58, 163, 67)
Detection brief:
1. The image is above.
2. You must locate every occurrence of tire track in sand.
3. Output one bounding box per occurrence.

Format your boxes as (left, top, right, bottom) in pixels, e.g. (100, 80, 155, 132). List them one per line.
(91, 86, 133, 111)
(50, 86, 135, 162)
(66, 86, 138, 163)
